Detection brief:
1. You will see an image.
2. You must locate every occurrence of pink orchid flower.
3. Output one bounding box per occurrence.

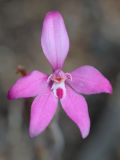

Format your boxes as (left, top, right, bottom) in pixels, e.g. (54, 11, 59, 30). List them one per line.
(7, 11, 112, 139)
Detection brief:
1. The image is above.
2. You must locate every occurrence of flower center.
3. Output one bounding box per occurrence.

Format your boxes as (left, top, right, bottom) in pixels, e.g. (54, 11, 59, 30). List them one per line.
(47, 69, 72, 99)
(54, 77, 63, 83)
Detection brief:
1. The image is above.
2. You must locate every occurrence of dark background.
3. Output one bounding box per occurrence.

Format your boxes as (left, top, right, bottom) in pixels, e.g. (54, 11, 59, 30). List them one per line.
(0, 0, 120, 160)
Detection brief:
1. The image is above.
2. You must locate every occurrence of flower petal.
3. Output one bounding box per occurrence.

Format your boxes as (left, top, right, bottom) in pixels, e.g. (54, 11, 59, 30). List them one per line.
(7, 70, 48, 100)
(29, 90, 58, 137)
(60, 85, 90, 139)
(41, 11, 69, 71)
(67, 65, 112, 95)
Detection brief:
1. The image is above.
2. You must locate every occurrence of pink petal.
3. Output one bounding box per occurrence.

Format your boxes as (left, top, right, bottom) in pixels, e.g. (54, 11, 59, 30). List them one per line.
(41, 11, 69, 71)
(60, 85, 90, 139)
(29, 90, 58, 137)
(67, 65, 112, 95)
(7, 70, 48, 100)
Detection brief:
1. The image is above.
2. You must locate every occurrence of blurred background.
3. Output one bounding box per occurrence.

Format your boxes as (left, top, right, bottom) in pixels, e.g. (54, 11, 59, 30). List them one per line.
(0, 0, 120, 160)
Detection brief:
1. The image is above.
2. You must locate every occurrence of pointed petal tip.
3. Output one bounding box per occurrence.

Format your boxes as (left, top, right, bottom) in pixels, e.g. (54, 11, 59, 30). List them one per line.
(7, 91, 11, 100)
(29, 130, 38, 138)
(106, 88, 113, 95)
(7, 89, 15, 100)
(29, 133, 34, 138)
(45, 10, 61, 18)
(79, 115, 90, 139)
(102, 79, 113, 95)
(29, 124, 43, 138)
(29, 126, 47, 138)
(106, 82, 113, 95)
(80, 127, 90, 139)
